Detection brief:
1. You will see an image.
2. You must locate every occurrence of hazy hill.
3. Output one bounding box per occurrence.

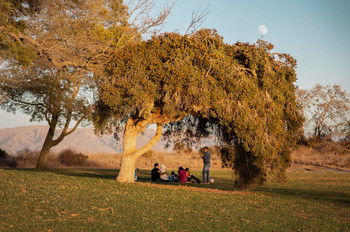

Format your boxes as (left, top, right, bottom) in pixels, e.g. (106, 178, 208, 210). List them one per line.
(0, 125, 169, 155)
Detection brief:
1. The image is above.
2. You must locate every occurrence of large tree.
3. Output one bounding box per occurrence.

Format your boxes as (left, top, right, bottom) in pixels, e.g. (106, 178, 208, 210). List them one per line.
(0, 0, 172, 168)
(95, 29, 303, 187)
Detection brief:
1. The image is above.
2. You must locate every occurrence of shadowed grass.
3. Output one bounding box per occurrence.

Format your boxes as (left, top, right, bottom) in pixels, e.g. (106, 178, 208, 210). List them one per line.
(0, 168, 349, 231)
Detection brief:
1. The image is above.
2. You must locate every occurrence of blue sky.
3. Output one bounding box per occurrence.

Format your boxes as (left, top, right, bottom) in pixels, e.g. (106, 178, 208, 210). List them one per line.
(1, 0, 349, 129)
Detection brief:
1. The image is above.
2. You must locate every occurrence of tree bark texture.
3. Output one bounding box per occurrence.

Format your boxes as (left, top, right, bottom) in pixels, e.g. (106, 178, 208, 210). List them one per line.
(116, 109, 186, 183)
(36, 122, 56, 169)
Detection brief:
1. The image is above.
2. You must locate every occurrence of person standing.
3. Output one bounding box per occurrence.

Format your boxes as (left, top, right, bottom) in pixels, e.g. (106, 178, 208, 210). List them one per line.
(202, 147, 211, 184)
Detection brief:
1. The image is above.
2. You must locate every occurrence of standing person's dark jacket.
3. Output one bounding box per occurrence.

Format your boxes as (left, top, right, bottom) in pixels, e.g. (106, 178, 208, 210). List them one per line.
(203, 150, 211, 165)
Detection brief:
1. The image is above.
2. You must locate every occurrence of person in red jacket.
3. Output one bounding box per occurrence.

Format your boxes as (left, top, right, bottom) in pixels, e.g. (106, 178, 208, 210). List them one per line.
(178, 166, 187, 183)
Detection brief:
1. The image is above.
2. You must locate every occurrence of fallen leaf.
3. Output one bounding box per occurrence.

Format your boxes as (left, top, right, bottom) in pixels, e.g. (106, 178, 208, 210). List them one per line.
(99, 207, 113, 211)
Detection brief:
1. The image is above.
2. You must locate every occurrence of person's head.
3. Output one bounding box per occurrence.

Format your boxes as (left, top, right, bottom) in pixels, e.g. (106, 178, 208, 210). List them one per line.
(171, 171, 175, 175)
(185, 168, 189, 171)
(203, 146, 208, 152)
(154, 163, 159, 168)
(178, 166, 184, 171)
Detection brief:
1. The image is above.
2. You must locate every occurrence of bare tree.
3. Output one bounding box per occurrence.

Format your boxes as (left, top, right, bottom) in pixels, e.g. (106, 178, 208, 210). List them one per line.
(297, 84, 350, 140)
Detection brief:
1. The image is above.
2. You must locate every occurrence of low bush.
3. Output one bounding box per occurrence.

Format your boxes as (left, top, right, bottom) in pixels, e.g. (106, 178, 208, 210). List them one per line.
(57, 149, 89, 166)
(16, 149, 39, 168)
(0, 148, 9, 158)
(0, 148, 17, 168)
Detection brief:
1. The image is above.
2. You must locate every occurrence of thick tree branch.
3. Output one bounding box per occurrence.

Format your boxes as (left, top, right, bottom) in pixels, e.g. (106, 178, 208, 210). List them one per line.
(6, 31, 83, 69)
(134, 123, 162, 158)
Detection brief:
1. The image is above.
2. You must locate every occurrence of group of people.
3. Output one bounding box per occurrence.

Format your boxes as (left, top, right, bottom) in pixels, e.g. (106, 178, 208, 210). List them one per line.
(150, 147, 212, 184)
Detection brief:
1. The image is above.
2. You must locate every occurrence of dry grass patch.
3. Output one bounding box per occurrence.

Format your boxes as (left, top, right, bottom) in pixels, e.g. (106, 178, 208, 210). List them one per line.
(292, 144, 350, 169)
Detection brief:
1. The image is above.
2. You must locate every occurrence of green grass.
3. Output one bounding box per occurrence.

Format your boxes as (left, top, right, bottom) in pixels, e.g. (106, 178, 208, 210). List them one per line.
(0, 169, 349, 231)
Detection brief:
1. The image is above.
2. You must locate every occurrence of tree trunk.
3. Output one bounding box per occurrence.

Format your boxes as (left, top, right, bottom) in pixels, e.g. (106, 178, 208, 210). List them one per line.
(116, 119, 138, 183)
(36, 140, 53, 169)
(36, 117, 58, 169)
(115, 109, 185, 183)
(116, 119, 164, 183)
(36, 127, 55, 169)
(117, 154, 137, 183)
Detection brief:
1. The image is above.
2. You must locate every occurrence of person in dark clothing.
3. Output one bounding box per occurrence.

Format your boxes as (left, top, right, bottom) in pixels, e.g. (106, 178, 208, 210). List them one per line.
(170, 171, 178, 182)
(151, 163, 161, 182)
(185, 167, 200, 183)
(202, 147, 211, 183)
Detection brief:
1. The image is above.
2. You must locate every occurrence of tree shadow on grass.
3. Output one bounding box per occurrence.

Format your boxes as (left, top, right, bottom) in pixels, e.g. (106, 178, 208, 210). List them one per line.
(11, 168, 350, 204)
(19, 168, 120, 180)
(18, 168, 237, 192)
(136, 170, 236, 192)
(254, 186, 350, 206)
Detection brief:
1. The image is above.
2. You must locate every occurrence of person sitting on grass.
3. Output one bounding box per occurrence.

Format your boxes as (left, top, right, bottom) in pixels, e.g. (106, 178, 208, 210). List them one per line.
(151, 163, 161, 182)
(185, 168, 200, 183)
(178, 166, 187, 183)
(170, 171, 179, 182)
(159, 164, 169, 182)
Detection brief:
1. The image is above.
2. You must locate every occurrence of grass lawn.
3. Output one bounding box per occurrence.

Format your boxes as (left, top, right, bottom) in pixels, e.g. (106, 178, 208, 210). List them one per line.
(0, 168, 349, 231)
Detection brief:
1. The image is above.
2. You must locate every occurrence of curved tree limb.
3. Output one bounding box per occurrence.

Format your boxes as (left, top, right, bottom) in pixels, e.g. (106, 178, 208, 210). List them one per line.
(134, 123, 162, 158)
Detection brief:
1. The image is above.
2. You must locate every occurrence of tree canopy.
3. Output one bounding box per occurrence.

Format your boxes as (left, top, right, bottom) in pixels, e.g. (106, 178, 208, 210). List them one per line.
(95, 29, 303, 187)
(0, 0, 172, 169)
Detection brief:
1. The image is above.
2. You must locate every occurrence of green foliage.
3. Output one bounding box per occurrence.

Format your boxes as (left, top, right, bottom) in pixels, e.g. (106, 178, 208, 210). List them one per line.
(0, 0, 134, 168)
(0, 169, 349, 231)
(96, 29, 304, 188)
(0, 0, 38, 66)
(0, 60, 94, 128)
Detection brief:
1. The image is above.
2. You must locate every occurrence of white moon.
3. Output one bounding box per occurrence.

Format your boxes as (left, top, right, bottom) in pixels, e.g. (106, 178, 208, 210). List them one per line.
(258, 25, 268, 36)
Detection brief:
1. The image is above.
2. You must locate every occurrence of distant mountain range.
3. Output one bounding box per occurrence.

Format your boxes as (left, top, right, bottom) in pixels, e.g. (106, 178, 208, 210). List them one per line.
(0, 125, 170, 155)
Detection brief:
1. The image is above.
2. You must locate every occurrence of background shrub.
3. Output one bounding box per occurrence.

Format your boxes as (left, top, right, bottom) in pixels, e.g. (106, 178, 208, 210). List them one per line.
(58, 149, 89, 166)
(142, 150, 154, 159)
(0, 148, 17, 168)
(16, 149, 39, 168)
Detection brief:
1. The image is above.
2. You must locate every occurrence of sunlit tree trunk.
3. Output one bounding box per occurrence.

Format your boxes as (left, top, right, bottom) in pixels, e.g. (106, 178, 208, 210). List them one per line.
(116, 109, 185, 183)
(116, 119, 138, 183)
(117, 121, 164, 183)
